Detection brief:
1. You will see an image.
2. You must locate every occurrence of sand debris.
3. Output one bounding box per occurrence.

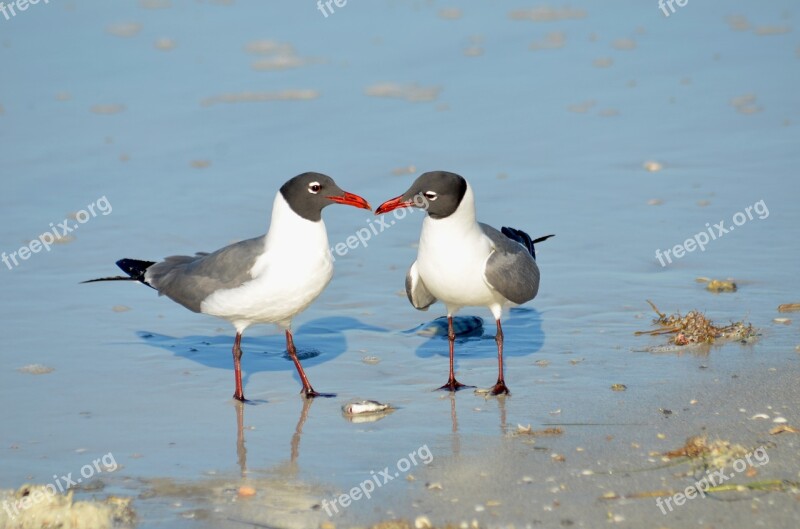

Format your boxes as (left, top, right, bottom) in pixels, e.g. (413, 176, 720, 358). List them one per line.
(778, 303, 800, 312)
(201, 90, 319, 106)
(663, 435, 748, 470)
(730, 93, 762, 114)
(0, 485, 135, 529)
(612, 38, 636, 50)
(90, 104, 126, 115)
(706, 279, 737, 293)
(106, 22, 142, 38)
(770, 424, 799, 435)
(593, 57, 614, 68)
(437, 8, 462, 20)
(530, 32, 566, 51)
(139, 0, 171, 8)
(636, 300, 756, 347)
(512, 425, 563, 437)
(17, 364, 55, 375)
(154, 38, 176, 51)
(642, 160, 663, 172)
(391, 165, 417, 176)
(364, 83, 441, 103)
(567, 100, 596, 113)
(509, 7, 586, 22)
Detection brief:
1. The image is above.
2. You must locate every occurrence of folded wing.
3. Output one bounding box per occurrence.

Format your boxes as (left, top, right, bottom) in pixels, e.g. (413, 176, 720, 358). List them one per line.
(480, 223, 540, 305)
(146, 236, 266, 313)
(405, 261, 437, 310)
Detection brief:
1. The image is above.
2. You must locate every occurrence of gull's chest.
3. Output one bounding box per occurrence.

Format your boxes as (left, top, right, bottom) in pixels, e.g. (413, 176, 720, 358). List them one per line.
(416, 224, 493, 299)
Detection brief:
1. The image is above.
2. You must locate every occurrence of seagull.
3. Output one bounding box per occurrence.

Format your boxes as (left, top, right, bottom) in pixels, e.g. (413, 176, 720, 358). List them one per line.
(84, 172, 371, 401)
(375, 171, 553, 395)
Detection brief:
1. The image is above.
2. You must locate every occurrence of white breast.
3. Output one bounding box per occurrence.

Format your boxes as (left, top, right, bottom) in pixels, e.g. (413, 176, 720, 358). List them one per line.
(415, 184, 499, 311)
(201, 194, 333, 331)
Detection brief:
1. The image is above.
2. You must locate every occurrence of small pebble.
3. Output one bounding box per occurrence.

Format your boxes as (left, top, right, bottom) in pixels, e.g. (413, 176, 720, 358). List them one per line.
(237, 486, 256, 497)
(751, 413, 770, 420)
(707, 279, 737, 293)
(643, 160, 663, 172)
(154, 38, 176, 51)
(415, 515, 433, 529)
(17, 364, 55, 375)
(361, 356, 380, 365)
(773, 417, 788, 424)
(611, 384, 627, 391)
(773, 318, 791, 325)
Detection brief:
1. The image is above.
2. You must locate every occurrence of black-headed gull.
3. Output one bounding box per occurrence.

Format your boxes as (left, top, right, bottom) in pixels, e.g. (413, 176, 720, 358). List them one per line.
(85, 173, 371, 401)
(376, 171, 553, 395)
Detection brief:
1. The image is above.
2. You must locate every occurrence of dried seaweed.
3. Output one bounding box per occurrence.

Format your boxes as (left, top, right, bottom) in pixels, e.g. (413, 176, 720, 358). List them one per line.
(636, 300, 756, 346)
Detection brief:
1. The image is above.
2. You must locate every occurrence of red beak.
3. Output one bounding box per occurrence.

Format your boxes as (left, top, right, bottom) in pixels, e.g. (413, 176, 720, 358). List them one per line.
(327, 191, 372, 211)
(375, 195, 415, 215)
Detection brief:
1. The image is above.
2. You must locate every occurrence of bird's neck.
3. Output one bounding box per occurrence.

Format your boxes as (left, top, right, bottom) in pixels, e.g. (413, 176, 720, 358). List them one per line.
(422, 184, 480, 236)
(264, 193, 329, 253)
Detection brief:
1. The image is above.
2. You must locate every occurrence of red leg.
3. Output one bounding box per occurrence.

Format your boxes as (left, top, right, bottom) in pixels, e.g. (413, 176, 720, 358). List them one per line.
(234, 400, 247, 476)
(437, 316, 473, 392)
(232, 332, 246, 402)
(490, 320, 510, 395)
(286, 330, 335, 398)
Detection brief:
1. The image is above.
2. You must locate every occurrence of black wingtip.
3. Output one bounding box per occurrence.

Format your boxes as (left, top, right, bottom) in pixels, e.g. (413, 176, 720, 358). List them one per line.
(501, 228, 554, 259)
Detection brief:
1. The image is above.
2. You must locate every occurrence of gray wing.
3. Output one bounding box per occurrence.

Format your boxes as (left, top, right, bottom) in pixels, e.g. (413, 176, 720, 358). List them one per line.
(145, 235, 266, 313)
(405, 261, 437, 310)
(480, 223, 540, 305)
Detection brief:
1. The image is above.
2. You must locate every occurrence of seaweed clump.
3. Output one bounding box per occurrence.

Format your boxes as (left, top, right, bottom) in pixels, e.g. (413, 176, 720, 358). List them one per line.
(637, 300, 756, 346)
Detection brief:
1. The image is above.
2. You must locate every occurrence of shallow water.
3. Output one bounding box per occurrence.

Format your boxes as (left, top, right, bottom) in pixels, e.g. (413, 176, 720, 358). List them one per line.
(1, 1, 799, 527)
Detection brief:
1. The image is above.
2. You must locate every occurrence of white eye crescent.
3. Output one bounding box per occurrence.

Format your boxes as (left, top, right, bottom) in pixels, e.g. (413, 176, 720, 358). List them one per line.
(308, 182, 321, 194)
(424, 191, 438, 201)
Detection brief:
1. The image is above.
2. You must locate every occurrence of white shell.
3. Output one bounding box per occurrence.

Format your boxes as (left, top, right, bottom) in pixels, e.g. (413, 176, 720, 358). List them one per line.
(342, 400, 392, 415)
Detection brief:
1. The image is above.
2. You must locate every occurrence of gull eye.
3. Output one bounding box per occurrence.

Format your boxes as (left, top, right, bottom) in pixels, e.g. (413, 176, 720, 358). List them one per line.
(308, 182, 321, 194)
(423, 191, 438, 201)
